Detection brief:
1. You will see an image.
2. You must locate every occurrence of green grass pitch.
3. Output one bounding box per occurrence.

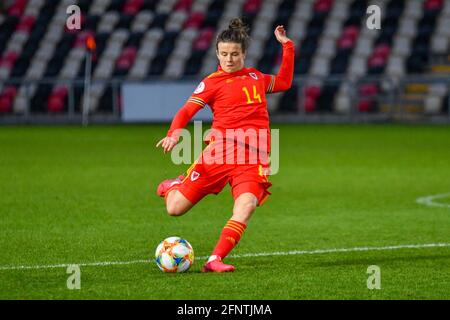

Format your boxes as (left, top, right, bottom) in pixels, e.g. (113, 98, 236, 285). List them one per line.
(0, 124, 449, 299)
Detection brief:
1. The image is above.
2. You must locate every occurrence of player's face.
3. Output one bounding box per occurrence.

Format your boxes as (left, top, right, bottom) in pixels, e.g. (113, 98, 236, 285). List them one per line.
(216, 42, 246, 73)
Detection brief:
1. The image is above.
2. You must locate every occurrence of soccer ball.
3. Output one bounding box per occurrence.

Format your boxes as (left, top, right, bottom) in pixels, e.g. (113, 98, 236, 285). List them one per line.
(155, 236, 194, 273)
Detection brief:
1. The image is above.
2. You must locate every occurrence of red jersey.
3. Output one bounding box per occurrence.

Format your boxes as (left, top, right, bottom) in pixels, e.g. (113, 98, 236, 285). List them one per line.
(167, 40, 295, 153)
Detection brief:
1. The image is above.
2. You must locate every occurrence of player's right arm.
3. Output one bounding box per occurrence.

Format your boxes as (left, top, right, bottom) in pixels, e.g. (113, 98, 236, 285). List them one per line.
(264, 25, 295, 94)
(156, 79, 215, 153)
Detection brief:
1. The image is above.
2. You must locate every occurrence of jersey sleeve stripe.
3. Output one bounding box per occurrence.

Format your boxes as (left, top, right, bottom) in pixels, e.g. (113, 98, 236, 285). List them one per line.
(189, 100, 206, 108)
(190, 96, 206, 104)
(188, 97, 206, 107)
(267, 75, 275, 93)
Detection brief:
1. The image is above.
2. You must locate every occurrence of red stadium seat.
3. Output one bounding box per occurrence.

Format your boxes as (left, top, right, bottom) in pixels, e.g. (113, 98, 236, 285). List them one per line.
(342, 26, 359, 42)
(304, 96, 317, 112)
(184, 12, 205, 28)
(305, 85, 321, 99)
(175, 0, 193, 11)
(368, 55, 386, 68)
(373, 44, 390, 60)
(243, 0, 262, 14)
(314, 0, 333, 13)
(16, 15, 36, 32)
(357, 100, 373, 112)
(116, 47, 137, 70)
(0, 85, 18, 113)
(193, 28, 215, 51)
(425, 0, 443, 10)
(2, 85, 18, 99)
(122, 47, 138, 60)
(338, 36, 355, 49)
(193, 38, 210, 51)
(123, 0, 144, 15)
(0, 96, 13, 113)
(0, 51, 19, 68)
(7, 0, 27, 17)
(47, 86, 69, 112)
(47, 96, 65, 113)
(52, 85, 69, 99)
(359, 83, 378, 97)
(0, 85, 17, 113)
(116, 58, 130, 70)
(337, 26, 359, 49)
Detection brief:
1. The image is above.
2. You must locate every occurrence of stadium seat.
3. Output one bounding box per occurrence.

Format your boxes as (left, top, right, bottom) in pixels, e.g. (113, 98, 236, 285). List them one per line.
(175, 0, 193, 12)
(359, 83, 378, 97)
(304, 85, 321, 100)
(123, 0, 145, 15)
(0, 95, 13, 113)
(184, 12, 205, 28)
(424, 95, 443, 114)
(1, 50, 19, 68)
(0, 85, 18, 114)
(357, 99, 373, 112)
(193, 27, 214, 51)
(425, 0, 443, 11)
(314, 0, 333, 14)
(15, 15, 36, 32)
(114, 46, 137, 75)
(304, 96, 317, 113)
(243, 0, 262, 14)
(334, 85, 352, 114)
(8, 0, 27, 17)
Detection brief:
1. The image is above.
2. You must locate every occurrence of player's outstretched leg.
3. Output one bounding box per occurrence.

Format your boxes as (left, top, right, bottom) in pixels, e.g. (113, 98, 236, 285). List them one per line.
(165, 189, 193, 216)
(202, 192, 257, 273)
(156, 175, 184, 197)
(157, 175, 194, 216)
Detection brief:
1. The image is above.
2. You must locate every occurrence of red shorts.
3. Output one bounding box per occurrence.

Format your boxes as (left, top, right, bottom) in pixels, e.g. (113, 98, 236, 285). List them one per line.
(176, 140, 272, 206)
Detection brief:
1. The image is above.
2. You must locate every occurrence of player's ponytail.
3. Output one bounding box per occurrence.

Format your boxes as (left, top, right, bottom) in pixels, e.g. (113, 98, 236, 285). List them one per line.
(216, 18, 250, 53)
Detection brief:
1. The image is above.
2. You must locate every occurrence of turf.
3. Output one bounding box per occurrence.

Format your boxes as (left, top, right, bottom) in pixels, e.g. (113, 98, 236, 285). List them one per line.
(0, 124, 449, 299)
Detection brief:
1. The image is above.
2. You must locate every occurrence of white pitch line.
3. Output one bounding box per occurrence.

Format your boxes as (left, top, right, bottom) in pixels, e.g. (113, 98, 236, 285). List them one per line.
(416, 192, 450, 208)
(1, 243, 449, 271)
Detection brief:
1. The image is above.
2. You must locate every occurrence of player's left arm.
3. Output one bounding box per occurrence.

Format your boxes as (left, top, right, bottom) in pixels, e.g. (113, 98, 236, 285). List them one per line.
(264, 25, 295, 94)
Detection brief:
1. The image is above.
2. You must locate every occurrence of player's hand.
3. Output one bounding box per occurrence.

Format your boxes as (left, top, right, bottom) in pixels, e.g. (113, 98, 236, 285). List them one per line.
(156, 136, 178, 154)
(274, 25, 291, 44)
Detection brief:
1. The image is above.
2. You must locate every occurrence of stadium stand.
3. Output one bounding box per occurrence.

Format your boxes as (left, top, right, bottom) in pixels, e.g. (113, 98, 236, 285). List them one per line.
(0, 0, 449, 118)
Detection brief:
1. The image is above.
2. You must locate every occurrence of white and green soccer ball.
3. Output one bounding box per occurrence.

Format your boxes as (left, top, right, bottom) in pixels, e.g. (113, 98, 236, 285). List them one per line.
(155, 236, 194, 273)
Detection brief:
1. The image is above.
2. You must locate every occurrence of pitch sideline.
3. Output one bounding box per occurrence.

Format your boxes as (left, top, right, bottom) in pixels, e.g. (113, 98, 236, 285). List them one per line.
(0, 242, 449, 271)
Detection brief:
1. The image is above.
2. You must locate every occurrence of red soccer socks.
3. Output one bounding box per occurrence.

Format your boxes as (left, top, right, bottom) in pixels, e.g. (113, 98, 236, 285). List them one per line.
(202, 220, 247, 273)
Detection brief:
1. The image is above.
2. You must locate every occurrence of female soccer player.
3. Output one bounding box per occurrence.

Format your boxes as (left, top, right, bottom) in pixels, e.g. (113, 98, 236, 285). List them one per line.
(156, 18, 295, 272)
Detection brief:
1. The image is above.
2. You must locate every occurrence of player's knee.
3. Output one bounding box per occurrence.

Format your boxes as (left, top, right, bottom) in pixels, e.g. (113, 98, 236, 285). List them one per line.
(166, 200, 187, 216)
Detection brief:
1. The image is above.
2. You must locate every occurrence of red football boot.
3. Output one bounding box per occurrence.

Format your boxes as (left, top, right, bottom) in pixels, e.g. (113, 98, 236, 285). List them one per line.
(201, 255, 235, 273)
(156, 175, 184, 197)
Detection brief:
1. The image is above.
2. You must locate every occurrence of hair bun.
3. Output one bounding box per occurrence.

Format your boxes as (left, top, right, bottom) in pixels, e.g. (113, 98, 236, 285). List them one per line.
(229, 18, 248, 32)
(216, 18, 251, 53)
